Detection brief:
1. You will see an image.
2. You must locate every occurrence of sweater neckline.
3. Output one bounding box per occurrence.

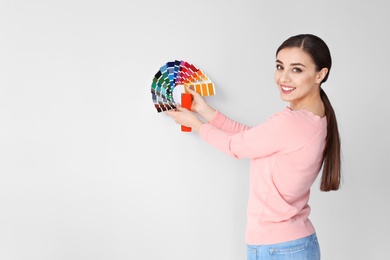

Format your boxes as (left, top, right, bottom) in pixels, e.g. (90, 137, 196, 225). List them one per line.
(285, 106, 326, 121)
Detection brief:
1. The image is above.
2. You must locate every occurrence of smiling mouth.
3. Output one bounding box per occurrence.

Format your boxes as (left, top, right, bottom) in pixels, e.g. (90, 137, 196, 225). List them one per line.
(281, 85, 296, 93)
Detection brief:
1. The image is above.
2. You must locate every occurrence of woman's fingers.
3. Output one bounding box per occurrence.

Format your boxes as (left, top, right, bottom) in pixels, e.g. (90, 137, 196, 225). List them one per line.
(185, 86, 201, 97)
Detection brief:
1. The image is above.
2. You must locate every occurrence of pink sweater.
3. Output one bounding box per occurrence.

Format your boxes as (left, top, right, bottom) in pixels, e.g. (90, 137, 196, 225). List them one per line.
(199, 107, 327, 245)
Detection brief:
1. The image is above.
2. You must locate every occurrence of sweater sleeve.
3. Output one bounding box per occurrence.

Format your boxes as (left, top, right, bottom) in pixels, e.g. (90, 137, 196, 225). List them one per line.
(199, 109, 320, 159)
(208, 110, 252, 133)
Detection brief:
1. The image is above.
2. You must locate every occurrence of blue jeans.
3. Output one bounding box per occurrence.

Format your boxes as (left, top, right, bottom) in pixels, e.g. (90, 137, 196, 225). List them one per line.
(247, 233, 320, 260)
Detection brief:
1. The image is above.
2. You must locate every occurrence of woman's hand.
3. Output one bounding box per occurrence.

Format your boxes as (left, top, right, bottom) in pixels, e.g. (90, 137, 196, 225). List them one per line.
(185, 87, 217, 122)
(165, 105, 204, 132)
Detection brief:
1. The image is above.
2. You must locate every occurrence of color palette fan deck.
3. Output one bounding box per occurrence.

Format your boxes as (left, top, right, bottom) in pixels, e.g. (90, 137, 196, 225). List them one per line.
(151, 60, 215, 112)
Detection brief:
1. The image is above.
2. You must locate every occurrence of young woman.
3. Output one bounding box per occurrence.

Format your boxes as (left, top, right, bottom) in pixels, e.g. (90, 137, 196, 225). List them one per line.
(166, 34, 341, 260)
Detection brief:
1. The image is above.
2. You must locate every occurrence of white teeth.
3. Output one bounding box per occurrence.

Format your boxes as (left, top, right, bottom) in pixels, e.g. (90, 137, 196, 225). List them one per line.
(282, 86, 295, 91)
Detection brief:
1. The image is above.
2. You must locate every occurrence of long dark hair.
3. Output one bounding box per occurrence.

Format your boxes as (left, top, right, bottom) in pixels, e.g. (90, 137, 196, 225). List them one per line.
(276, 34, 341, 191)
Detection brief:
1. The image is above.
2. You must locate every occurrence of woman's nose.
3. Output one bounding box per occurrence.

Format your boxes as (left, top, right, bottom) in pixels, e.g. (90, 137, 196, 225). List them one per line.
(280, 71, 291, 83)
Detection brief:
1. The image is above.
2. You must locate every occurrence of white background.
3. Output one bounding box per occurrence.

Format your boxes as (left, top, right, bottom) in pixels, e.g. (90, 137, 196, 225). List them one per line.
(1, 0, 389, 259)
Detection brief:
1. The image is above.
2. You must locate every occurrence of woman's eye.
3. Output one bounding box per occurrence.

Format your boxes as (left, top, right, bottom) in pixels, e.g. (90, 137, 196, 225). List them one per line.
(276, 65, 283, 70)
(292, 67, 302, 72)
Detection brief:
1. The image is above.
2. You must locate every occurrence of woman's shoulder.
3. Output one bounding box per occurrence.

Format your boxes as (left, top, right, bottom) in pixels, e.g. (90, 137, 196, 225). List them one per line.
(268, 107, 326, 130)
(279, 107, 325, 121)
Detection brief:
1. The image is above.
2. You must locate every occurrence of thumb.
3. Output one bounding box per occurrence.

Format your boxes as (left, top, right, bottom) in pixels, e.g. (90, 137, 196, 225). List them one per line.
(175, 104, 186, 111)
(185, 86, 199, 96)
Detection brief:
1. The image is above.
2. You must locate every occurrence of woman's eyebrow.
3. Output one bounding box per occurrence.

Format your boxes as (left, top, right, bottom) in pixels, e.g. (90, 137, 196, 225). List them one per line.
(291, 63, 306, 67)
(275, 60, 306, 67)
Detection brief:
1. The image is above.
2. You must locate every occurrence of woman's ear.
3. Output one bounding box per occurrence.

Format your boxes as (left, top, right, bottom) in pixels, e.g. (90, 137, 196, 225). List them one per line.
(316, 68, 328, 83)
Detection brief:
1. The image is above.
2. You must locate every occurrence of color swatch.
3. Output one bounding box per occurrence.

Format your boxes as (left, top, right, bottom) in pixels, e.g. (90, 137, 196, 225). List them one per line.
(151, 60, 215, 113)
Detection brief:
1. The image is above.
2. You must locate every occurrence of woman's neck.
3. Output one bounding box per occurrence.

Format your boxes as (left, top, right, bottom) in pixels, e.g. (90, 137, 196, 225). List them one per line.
(289, 95, 325, 118)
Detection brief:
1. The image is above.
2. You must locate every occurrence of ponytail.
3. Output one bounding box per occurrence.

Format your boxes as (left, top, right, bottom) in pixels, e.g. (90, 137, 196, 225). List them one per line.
(320, 88, 341, 191)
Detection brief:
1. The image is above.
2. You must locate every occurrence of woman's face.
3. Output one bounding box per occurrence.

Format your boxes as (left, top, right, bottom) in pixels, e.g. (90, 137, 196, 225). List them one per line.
(274, 47, 325, 109)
